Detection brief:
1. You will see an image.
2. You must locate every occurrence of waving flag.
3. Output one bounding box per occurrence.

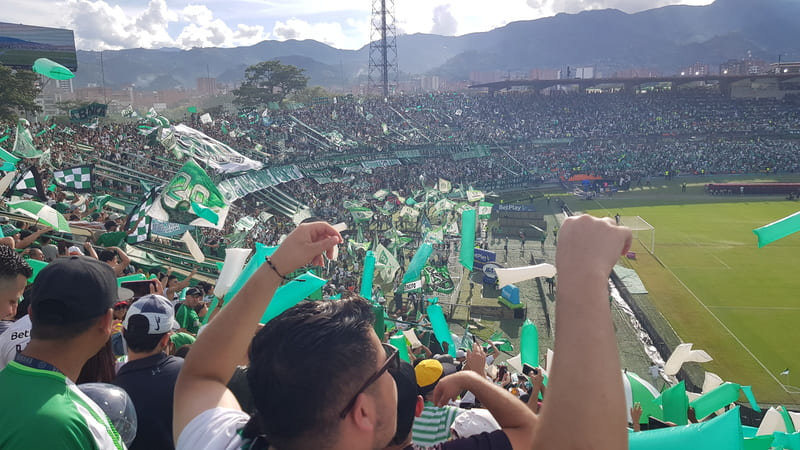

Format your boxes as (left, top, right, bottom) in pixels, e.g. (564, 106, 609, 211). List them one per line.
(12, 119, 42, 159)
(147, 160, 230, 229)
(126, 189, 155, 244)
(52, 165, 94, 192)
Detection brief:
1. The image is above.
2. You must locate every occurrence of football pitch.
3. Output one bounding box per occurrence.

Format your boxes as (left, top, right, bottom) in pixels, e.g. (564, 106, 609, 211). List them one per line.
(577, 179, 800, 405)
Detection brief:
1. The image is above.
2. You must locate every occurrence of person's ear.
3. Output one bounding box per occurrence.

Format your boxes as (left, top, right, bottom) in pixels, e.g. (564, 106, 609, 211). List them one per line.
(415, 395, 424, 417)
(350, 393, 377, 431)
(98, 309, 113, 335)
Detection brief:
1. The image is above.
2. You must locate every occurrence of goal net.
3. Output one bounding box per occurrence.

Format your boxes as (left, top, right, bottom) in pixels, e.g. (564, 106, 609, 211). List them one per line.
(619, 216, 655, 254)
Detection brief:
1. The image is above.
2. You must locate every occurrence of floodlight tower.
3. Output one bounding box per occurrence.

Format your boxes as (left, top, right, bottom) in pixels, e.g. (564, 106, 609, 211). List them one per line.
(368, 0, 398, 97)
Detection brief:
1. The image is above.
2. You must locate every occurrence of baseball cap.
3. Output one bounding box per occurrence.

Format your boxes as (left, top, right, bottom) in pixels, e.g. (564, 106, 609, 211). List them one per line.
(185, 287, 203, 297)
(30, 256, 119, 324)
(451, 409, 501, 438)
(123, 294, 180, 335)
(169, 331, 196, 349)
(415, 359, 458, 389)
(68, 246, 84, 256)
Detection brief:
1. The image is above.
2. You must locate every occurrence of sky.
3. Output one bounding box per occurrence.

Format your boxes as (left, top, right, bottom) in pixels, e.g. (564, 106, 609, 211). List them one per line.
(3, 0, 714, 51)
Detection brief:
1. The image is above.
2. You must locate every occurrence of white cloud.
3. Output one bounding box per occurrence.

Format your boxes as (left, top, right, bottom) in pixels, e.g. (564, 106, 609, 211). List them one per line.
(431, 4, 458, 36)
(271, 18, 362, 48)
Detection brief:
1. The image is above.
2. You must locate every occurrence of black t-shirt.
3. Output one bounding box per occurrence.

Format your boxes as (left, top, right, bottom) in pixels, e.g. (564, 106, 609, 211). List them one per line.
(114, 352, 184, 450)
(416, 430, 512, 450)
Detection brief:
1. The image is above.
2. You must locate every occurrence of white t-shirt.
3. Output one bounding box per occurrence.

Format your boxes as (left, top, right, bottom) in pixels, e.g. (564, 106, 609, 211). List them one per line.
(0, 315, 32, 370)
(176, 407, 249, 450)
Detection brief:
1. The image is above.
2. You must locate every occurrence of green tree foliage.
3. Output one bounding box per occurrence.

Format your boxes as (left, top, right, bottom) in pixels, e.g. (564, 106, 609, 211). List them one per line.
(287, 86, 332, 105)
(233, 61, 308, 108)
(0, 67, 41, 122)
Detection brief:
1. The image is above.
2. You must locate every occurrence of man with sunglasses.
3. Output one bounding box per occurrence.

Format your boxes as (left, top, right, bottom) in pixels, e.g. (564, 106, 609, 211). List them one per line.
(174, 222, 402, 450)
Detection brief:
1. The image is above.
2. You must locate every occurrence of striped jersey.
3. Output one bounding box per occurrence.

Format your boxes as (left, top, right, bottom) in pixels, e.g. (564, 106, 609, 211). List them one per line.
(0, 361, 125, 449)
(412, 404, 463, 448)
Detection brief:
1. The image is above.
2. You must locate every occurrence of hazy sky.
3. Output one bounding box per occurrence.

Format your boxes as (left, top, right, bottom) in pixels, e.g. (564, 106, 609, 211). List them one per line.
(3, 0, 714, 51)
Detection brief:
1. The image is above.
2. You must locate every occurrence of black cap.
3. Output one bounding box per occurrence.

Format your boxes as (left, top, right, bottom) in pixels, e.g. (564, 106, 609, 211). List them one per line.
(185, 287, 203, 297)
(31, 256, 119, 324)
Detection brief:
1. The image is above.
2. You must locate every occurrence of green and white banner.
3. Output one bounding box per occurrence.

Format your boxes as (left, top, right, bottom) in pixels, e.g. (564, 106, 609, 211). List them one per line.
(53, 165, 93, 192)
(12, 119, 42, 159)
(438, 178, 452, 193)
(147, 160, 230, 229)
(478, 201, 494, 219)
(467, 188, 485, 202)
(349, 207, 374, 223)
(374, 243, 400, 282)
(162, 124, 263, 174)
(217, 165, 304, 202)
(422, 265, 455, 294)
(126, 189, 155, 244)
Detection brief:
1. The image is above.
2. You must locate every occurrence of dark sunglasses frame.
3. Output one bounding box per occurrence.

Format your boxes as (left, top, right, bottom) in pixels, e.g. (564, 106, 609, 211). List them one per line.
(338, 343, 400, 419)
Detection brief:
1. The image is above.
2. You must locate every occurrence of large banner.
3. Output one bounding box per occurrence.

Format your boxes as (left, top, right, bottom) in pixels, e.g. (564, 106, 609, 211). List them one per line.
(69, 103, 107, 122)
(150, 219, 195, 237)
(160, 124, 263, 174)
(217, 165, 304, 202)
(147, 160, 230, 229)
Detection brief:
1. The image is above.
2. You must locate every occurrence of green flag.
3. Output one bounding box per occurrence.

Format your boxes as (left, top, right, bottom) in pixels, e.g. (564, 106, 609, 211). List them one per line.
(478, 201, 494, 219)
(147, 160, 230, 229)
(12, 119, 42, 159)
(349, 207, 374, 223)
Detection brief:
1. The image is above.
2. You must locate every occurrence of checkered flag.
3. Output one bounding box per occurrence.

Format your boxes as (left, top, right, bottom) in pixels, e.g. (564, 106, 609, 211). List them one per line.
(53, 164, 94, 192)
(12, 167, 46, 199)
(126, 189, 155, 244)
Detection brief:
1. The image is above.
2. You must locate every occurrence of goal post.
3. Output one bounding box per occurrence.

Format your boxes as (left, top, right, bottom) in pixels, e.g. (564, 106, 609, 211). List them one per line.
(619, 216, 655, 254)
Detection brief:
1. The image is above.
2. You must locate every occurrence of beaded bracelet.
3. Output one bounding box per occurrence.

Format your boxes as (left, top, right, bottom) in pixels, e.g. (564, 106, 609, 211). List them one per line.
(265, 256, 288, 280)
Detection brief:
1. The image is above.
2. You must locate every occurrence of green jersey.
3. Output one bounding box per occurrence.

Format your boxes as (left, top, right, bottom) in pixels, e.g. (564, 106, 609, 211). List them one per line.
(0, 361, 125, 449)
(176, 304, 201, 335)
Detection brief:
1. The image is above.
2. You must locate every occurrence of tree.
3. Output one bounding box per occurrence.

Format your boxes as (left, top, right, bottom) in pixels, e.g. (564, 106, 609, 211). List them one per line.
(0, 66, 41, 122)
(233, 61, 308, 108)
(288, 86, 332, 105)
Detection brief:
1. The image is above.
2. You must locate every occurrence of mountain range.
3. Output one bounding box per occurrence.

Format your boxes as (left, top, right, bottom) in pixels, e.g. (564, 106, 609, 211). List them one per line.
(72, 0, 800, 91)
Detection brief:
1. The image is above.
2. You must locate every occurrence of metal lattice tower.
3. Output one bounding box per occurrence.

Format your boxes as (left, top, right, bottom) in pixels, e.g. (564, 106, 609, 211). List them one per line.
(368, 0, 398, 97)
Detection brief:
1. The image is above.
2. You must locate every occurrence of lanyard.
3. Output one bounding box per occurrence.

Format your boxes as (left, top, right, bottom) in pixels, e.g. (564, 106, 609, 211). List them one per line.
(14, 352, 63, 375)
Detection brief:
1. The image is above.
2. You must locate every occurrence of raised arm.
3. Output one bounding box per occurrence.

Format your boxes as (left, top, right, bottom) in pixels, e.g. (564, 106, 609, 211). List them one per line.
(532, 215, 631, 449)
(433, 370, 537, 448)
(110, 246, 130, 276)
(17, 225, 52, 249)
(173, 222, 342, 442)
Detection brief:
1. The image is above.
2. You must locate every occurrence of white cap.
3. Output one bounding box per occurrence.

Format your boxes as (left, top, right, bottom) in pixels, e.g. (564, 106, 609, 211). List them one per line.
(451, 409, 501, 438)
(123, 294, 179, 334)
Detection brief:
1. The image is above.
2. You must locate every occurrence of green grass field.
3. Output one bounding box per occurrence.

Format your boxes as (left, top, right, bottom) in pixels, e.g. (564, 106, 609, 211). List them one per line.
(577, 179, 800, 405)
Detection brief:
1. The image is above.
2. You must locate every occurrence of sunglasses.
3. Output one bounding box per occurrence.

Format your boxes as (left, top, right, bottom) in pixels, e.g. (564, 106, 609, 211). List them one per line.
(339, 343, 400, 419)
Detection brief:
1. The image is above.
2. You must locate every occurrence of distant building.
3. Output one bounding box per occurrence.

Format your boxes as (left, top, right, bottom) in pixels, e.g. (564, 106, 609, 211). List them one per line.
(612, 68, 662, 78)
(421, 75, 440, 91)
(529, 68, 560, 80)
(720, 54, 768, 75)
(769, 62, 800, 74)
(678, 62, 709, 77)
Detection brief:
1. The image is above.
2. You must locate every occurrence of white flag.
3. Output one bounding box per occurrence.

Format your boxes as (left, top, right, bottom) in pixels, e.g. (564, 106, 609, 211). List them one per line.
(180, 231, 206, 263)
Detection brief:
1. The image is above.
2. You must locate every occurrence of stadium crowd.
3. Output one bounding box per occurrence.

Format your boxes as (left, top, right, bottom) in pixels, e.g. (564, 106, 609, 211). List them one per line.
(1, 89, 799, 448)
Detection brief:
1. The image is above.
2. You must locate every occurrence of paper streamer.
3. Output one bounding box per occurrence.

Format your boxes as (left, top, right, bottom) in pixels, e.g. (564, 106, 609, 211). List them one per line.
(496, 263, 556, 288)
(689, 382, 760, 419)
(623, 371, 663, 424)
(372, 304, 385, 338)
(520, 319, 539, 368)
(659, 380, 689, 426)
(203, 248, 251, 324)
(117, 273, 146, 287)
(664, 343, 713, 376)
(228, 243, 277, 301)
(506, 354, 523, 374)
(459, 208, 476, 271)
(629, 407, 742, 450)
(259, 272, 327, 324)
(360, 250, 376, 300)
(702, 371, 724, 394)
(402, 243, 433, 284)
(403, 329, 422, 348)
(753, 211, 800, 248)
(180, 231, 206, 263)
(390, 333, 410, 363)
(427, 302, 456, 357)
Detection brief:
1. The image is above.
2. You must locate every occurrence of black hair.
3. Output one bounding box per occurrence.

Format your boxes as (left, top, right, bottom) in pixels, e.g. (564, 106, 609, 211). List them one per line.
(389, 361, 417, 446)
(98, 249, 116, 262)
(31, 314, 101, 341)
(104, 220, 117, 231)
(245, 297, 377, 450)
(0, 245, 33, 281)
(122, 315, 167, 352)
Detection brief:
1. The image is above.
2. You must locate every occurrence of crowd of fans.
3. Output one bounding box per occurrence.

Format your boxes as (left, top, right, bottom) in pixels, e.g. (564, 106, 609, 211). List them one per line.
(0, 89, 798, 448)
